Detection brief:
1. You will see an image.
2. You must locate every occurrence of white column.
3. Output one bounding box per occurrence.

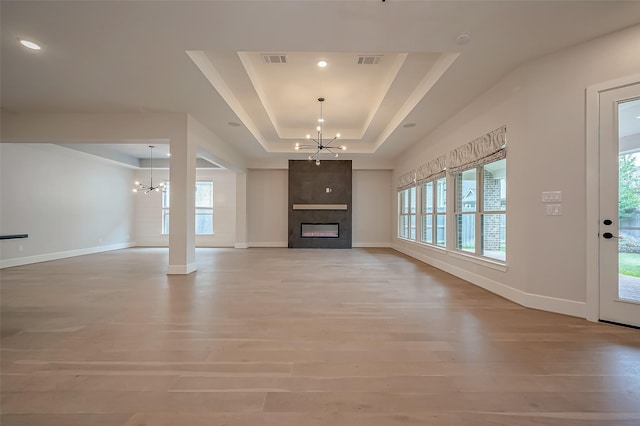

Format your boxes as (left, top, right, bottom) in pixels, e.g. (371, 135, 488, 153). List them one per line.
(167, 135, 197, 274)
(235, 171, 248, 249)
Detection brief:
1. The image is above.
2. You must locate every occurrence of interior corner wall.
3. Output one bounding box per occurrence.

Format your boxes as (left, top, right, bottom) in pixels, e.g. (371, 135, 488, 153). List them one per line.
(134, 168, 237, 247)
(246, 167, 392, 248)
(0, 144, 135, 268)
(392, 24, 640, 318)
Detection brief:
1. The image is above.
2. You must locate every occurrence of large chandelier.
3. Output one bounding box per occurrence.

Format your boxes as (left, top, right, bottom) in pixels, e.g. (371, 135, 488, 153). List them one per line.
(294, 97, 346, 165)
(133, 145, 165, 193)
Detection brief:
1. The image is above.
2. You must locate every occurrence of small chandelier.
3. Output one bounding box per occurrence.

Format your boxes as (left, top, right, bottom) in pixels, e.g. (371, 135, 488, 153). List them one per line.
(133, 145, 165, 194)
(294, 97, 346, 165)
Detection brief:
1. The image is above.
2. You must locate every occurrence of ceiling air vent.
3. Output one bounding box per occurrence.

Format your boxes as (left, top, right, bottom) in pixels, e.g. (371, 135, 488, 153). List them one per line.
(263, 54, 287, 64)
(357, 55, 382, 65)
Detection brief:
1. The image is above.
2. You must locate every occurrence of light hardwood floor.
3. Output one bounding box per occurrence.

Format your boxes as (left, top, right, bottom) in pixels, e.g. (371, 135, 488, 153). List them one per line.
(1, 247, 639, 425)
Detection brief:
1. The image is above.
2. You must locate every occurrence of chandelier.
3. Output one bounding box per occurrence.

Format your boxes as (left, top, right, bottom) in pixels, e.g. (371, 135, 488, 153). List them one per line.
(294, 97, 346, 165)
(133, 145, 165, 193)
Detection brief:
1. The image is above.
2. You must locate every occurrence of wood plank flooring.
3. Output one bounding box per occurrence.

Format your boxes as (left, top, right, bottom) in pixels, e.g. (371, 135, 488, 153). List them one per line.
(1, 247, 639, 425)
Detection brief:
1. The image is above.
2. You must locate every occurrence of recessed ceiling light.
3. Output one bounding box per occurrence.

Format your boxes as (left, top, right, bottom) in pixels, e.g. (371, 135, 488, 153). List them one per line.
(227, 121, 241, 127)
(636, 115, 640, 119)
(19, 39, 41, 50)
(317, 60, 328, 68)
(403, 123, 416, 128)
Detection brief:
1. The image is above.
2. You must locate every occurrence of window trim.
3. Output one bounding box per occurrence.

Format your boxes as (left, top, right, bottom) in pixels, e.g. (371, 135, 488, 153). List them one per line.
(161, 180, 170, 235)
(419, 176, 446, 248)
(195, 181, 214, 236)
(447, 249, 509, 271)
(453, 159, 506, 263)
(398, 186, 417, 240)
(161, 180, 215, 236)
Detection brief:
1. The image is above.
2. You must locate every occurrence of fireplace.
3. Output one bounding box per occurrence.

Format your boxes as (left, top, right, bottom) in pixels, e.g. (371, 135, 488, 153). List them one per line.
(288, 160, 352, 248)
(301, 223, 339, 238)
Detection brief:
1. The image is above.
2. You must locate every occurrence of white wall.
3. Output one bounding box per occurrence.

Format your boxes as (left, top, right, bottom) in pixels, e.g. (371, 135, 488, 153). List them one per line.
(247, 169, 288, 247)
(353, 170, 392, 247)
(393, 24, 640, 318)
(134, 168, 237, 247)
(246, 168, 393, 247)
(0, 144, 135, 268)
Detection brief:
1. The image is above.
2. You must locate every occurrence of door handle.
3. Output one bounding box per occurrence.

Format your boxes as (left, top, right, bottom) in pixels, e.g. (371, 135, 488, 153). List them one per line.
(602, 232, 621, 239)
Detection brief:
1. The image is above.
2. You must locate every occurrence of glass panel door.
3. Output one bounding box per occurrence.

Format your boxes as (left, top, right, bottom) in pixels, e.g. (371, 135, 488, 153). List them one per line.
(617, 99, 640, 303)
(599, 83, 640, 328)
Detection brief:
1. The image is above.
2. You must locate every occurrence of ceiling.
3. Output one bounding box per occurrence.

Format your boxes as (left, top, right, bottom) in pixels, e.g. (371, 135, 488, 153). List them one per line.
(2, 1, 640, 167)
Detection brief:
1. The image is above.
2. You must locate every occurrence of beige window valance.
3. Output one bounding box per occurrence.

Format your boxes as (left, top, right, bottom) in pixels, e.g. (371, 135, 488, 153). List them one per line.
(397, 169, 416, 190)
(416, 155, 447, 185)
(448, 126, 507, 173)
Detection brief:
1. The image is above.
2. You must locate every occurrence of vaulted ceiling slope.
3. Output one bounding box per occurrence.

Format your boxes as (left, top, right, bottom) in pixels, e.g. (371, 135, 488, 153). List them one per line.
(2, 1, 640, 163)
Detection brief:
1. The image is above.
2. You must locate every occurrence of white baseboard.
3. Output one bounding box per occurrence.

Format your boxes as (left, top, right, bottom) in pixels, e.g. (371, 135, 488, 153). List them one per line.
(246, 242, 391, 248)
(234, 243, 249, 249)
(392, 243, 586, 319)
(0, 242, 136, 269)
(353, 242, 392, 248)
(167, 262, 197, 275)
(248, 242, 288, 248)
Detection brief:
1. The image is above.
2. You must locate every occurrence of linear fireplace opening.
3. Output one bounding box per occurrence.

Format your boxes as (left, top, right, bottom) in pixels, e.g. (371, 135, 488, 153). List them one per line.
(301, 223, 339, 238)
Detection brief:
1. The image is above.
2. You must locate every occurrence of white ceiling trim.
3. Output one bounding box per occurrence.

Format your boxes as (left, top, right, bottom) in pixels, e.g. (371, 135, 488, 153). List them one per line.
(238, 51, 283, 139)
(238, 51, 408, 142)
(358, 52, 408, 139)
(186, 50, 268, 152)
(373, 52, 460, 152)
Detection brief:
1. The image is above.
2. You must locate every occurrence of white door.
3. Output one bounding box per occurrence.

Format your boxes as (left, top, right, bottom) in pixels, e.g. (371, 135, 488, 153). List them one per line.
(599, 83, 640, 328)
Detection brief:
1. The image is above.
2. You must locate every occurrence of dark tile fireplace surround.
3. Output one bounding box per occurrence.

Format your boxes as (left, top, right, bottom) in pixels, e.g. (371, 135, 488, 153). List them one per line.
(288, 160, 352, 249)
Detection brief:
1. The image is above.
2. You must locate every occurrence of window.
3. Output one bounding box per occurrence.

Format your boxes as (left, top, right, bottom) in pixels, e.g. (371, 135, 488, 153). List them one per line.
(421, 177, 446, 247)
(398, 186, 416, 240)
(161, 181, 170, 235)
(195, 181, 213, 234)
(454, 158, 506, 261)
(161, 180, 214, 235)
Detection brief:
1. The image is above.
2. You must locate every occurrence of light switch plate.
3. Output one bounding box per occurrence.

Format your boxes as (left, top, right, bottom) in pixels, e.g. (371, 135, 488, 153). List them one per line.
(542, 191, 562, 202)
(546, 204, 562, 216)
